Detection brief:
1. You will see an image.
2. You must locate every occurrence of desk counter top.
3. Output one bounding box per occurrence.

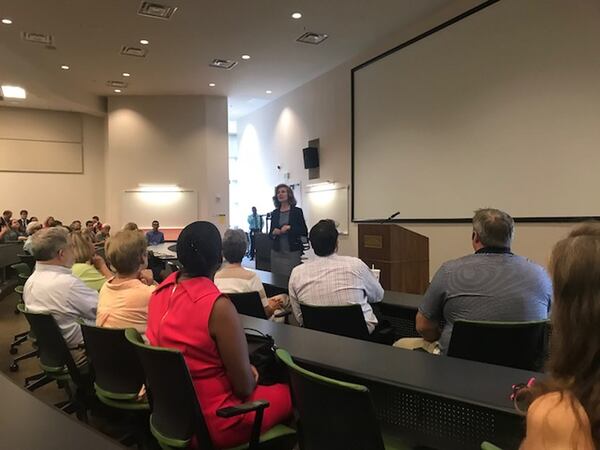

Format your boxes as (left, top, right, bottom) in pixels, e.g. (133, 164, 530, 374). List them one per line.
(0, 373, 125, 450)
(241, 315, 538, 416)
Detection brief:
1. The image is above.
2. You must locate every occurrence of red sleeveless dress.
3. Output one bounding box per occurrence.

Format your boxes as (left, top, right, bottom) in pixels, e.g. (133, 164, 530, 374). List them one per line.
(146, 273, 292, 449)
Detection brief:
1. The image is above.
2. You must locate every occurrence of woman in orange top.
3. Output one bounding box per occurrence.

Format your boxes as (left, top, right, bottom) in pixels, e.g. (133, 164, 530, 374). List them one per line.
(520, 224, 599, 449)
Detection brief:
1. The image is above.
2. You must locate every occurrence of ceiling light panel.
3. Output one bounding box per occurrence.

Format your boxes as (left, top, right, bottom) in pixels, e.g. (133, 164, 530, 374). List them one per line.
(106, 80, 128, 88)
(139, 39, 149, 45)
(291, 12, 302, 19)
(1, 85, 27, 99)
(21, 32, 54, 45)
(122, 72, 131, 77)
(296, 32, 328, 45)
(120, 46, 148, 58)
(1, 18, 13, 25)
(209, 59, 238, 70)
(138, 2, 178, 20)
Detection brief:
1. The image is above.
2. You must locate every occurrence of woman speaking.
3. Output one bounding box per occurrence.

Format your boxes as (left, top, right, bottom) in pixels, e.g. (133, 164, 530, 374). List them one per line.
(269, 184, 308, 276)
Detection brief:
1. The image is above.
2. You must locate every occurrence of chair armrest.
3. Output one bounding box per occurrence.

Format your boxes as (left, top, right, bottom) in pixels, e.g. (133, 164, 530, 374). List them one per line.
(216, 400, 270, 418)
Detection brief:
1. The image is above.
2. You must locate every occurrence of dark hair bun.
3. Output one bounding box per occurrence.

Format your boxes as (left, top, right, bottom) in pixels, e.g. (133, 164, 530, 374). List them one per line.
(177, 221, 222, 278)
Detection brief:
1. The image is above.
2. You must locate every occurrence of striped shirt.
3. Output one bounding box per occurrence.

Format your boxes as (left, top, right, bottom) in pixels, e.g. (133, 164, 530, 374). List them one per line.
(289, 253, 384, 333)
(420, 252, 552, 354)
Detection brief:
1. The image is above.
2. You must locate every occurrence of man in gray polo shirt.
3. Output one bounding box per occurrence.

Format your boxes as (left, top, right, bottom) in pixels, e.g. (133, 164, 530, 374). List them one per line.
(394, 208, 552, 355)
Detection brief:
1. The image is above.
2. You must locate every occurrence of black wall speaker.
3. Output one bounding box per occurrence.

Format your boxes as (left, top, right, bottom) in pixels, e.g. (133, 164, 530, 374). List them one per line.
(303, 146, 319, 169)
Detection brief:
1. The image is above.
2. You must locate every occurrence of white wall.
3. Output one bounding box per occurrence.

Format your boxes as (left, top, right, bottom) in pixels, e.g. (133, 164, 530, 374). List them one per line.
(0, 106, 106, 224)
(106, 95, 229, 232)
(236, 0, 578, 274)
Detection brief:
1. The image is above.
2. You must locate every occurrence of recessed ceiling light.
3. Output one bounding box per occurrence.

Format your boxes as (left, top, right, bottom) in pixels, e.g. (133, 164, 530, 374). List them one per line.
(241, 54, 251, 60)
(60, 65, 70, 70)
(291, 12, 302, 19)
(114, 89, 122, 93)
(266, 90, 272, 94)
(1, 85, 26, 99)
(1, 18, 13, 25)
(139, 39, 149, 45)
(208, 83, 216, 87)
(122, 72, 131, 77)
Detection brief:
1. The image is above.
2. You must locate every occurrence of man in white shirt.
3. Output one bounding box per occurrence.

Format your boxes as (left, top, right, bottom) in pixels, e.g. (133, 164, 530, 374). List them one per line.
(289, 219, 384, 333)
(24, 227, 98, 363)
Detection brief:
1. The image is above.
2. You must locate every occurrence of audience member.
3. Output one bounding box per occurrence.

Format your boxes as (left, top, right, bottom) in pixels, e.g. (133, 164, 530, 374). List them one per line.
(23, 221, 43, 254)
(145, 220, 165, 246)
(0, 210, 12, 228)
(215, 229, 288, 320)
(70, 231, 112, 291)
(92, 215, 102, 233)
(147, 221, 291, 448)
(70, 220, 82, 232)
(23, 227, 98, 364)
(519, 224, 599, 449)
(123, 222, 139, 232)
(97, 230, 155, 334)
(18, 210, 30, 233)
(394, 208, 552, 354)
(289, 219, 384, 333)
(30, 216, 38, 222)
(0, 219, 26, 243)
(84, 220, 97, 243)
(95, 224, 111, 243)
(44, 216, 56, 228)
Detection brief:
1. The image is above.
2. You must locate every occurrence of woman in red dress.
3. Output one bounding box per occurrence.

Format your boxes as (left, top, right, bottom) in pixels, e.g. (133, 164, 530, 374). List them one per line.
(146, 221, 292, 449)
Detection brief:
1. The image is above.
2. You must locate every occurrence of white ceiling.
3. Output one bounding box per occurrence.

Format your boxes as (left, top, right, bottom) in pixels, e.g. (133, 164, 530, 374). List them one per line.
(0, 0, 450, 119)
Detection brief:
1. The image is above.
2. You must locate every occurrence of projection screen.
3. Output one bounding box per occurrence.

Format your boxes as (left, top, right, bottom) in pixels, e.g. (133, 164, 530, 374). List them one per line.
(352, 0, 600, 222)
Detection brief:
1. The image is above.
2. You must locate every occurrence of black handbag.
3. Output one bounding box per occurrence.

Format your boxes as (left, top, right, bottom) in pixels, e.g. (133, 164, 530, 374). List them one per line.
(245, 328, 285, 386)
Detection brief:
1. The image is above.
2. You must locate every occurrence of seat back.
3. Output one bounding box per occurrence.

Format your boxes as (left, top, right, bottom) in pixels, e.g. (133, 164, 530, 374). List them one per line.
(20, 305, 83, 383)
(125, 329, 214, 450)
(10, 262, 32, 284)
(447, 320, 549, 371)
(18, 253, 36, 271)
(81, 324, 145, 398)
(300, 303, 370, 340)
(276, 349, 384, 450)
(227, 292, 268, 319)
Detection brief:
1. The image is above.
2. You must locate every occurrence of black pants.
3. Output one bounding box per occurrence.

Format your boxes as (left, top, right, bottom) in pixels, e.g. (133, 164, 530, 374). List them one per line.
(249, 229, 260, 258)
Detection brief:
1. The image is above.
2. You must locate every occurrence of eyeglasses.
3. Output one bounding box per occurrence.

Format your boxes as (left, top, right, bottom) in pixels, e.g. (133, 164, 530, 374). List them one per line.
(510, 377, 536, 415)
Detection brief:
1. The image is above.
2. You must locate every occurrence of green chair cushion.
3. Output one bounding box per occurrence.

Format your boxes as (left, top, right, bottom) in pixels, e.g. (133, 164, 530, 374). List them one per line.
(481, 442, 503, 450)
(94, 384, 150, 411)
(14, 285, 23, 295)
(227, 424, 297, 450)
(382, 431, 414, 450)
(151, 416, 295, 450)
(150, 418, 190, 449)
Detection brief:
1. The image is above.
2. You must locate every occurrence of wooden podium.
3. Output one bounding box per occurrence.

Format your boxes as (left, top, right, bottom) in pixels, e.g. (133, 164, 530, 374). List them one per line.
(358, 224, 429, 294)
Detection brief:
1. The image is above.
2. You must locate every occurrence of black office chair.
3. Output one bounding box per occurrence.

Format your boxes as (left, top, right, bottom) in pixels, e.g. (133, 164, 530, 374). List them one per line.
(20, 305, 92, 421)
(125, 328, 296, 450)
(276, 348, 411, 450)
(446, 319, 550, 371)
(228, 292, 270, 319)
(300, 303, 370, 340)
(228, 292, 292, 323)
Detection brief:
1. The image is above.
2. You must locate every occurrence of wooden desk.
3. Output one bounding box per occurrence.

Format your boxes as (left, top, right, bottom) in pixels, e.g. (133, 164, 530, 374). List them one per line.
(0, 373, 125, 450)
(242, 315, 533, 450)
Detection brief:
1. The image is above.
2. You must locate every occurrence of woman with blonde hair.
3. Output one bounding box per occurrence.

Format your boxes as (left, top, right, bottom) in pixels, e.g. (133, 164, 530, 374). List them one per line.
(70, 231, 112, 291)
(519, 223, 599, 449)
(97, 230, 156, 334)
